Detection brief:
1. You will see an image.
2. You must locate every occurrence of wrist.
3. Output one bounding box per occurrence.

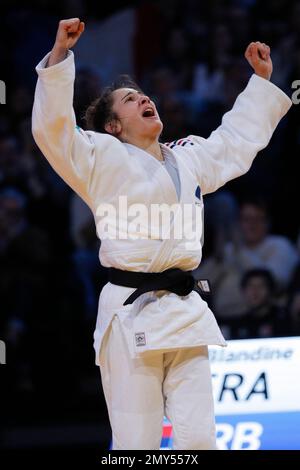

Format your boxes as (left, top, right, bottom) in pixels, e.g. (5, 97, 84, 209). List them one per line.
(255, 71, 271, 81)
(47, 45, 68, 67)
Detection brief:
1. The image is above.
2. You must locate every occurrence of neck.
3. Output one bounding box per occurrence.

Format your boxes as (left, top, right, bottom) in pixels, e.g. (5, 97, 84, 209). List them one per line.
(143, 140, 164, 161)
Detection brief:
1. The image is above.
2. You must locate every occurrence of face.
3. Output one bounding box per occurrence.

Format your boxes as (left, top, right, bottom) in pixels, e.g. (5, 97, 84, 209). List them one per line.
(240, 204, 268, 246)
(243, 276, 271, 308)
(108, 88, 163, 144)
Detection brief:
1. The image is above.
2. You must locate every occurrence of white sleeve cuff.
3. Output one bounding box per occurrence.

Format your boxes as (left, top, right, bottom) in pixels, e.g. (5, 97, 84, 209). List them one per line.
(248, 73, 292, 115)
(35, 50, 74, 79)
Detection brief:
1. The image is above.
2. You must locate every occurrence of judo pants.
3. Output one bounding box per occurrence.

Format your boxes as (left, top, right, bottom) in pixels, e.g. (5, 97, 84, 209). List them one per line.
(99, 315, 217, 450)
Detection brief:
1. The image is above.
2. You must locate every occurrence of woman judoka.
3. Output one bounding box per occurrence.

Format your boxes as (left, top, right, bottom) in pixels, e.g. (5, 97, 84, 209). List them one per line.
(32, 18, 292, 449)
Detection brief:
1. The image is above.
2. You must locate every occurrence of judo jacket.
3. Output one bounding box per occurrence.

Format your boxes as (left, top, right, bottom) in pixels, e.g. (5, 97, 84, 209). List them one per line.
(32, 51, 292, 364)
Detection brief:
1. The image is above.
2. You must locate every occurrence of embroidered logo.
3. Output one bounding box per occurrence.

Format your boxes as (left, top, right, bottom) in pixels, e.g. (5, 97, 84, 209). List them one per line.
(135, 332, 146, 347)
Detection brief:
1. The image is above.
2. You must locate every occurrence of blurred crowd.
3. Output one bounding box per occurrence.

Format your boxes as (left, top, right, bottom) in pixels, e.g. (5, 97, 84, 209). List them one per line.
(1, 0, 300, 403)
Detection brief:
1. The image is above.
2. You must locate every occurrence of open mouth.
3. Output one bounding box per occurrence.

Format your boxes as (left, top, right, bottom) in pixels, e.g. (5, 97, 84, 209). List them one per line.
(142, 106, 156, 118)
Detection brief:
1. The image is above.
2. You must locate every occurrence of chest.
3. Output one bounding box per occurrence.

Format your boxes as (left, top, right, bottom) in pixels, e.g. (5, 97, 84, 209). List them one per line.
(117, 147, 202, 208)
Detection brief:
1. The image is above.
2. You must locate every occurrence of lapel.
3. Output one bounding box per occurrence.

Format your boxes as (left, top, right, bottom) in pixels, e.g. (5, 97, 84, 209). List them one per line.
(123, 143, 181, 204)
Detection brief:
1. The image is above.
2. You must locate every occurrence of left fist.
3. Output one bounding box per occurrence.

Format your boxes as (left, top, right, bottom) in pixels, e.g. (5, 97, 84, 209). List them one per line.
(245, 41, 273, 81)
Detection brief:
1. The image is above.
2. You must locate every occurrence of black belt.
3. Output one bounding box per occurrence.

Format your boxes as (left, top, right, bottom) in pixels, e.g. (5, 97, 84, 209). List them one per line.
(108, 267, 211, 305)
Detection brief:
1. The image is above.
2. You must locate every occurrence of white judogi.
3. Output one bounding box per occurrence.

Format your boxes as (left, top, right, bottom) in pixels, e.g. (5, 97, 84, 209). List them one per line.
(32, 50, 292, 449)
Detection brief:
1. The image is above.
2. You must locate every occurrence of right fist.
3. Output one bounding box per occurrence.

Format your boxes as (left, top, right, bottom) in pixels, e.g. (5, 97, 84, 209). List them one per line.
(54, 18, 85, 50)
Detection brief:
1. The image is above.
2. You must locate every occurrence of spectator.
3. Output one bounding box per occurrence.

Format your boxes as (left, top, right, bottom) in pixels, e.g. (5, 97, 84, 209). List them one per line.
(221, 268, 289, 339)
(198, 199, 298, 317)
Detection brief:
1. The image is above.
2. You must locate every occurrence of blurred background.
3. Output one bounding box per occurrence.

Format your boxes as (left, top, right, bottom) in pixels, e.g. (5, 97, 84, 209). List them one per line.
(1, 0, 300, 451)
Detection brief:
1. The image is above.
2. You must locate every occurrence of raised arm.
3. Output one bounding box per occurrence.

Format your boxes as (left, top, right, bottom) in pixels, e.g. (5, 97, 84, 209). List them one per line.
(170, 42, 292, 195)
(32, 18, 96, 205)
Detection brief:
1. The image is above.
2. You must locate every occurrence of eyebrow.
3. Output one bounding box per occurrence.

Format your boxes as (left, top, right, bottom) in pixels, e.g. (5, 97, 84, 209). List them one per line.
(121, 91, 142, 102)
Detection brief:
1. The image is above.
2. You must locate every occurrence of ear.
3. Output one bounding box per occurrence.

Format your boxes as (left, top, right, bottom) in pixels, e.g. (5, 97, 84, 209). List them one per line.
(104, 119, 122, 136)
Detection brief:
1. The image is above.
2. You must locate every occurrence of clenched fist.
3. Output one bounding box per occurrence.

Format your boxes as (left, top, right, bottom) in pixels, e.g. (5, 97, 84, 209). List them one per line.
(55, 18, 85, 49)
(47, 18, 85, 67)
(245, 41, 273, 81)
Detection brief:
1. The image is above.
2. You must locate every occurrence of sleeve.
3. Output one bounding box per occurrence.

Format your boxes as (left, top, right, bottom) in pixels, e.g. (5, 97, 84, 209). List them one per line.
(169, 74, 292, 195)
(32, 50, 97, 203)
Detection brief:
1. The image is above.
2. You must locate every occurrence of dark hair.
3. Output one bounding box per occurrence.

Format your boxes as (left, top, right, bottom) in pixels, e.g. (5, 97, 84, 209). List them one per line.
(241, 268, 276, 292)
(84, 75, 143, 133)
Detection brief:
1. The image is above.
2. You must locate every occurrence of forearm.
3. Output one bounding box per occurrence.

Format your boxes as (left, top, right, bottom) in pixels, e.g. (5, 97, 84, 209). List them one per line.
(31, 18, 96, 203)
(32, 49, 96, 204)
(202, 75, 291, 194)
(33, 50, 76, 132)
(32, 50, 77, 176)
(47, 45, 68, 67)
